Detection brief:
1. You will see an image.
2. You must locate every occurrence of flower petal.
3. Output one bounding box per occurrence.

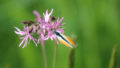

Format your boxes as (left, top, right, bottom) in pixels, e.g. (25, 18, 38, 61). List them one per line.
(53, 35, 59, 44)
(19, 38, 25, 47)
(14, 27, 22, 32)
(22, 37, 28, 48)
(34, 10, 42, 23)
(57, 29, 64, 33)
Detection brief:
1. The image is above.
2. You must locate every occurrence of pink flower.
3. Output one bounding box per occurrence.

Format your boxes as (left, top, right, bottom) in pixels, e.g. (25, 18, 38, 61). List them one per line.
(34, 9, 65, 44)
(14, 25, 37, 48)
(15, 9, 65, 48)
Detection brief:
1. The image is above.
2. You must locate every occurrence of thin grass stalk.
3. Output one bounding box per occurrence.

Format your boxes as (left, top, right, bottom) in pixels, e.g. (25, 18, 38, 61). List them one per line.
(109, 45, 117, 68)
(41, 41, 47, 68)
(52, 43, 57, 68)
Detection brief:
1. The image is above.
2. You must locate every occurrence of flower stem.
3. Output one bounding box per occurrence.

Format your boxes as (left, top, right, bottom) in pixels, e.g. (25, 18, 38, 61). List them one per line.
(41, 41, 47, 68)
(52, 44, 57, 68)
(109, 45, 117, 68)
(69, 48, 74, 68)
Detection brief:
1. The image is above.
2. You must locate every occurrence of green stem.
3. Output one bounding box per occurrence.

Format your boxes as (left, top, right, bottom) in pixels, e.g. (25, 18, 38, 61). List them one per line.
(109, 45, 117, 68)
(52, 44, 57, 68)
(69, 48, 74, 68)
(41, 41, 47, 68)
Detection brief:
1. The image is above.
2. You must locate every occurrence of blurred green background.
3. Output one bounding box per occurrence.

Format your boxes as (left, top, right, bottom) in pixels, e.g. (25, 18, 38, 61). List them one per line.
(0, 0, 120, 68)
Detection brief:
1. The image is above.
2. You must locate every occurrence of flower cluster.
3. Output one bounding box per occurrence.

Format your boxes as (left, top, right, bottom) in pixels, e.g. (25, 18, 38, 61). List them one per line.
(15, 9, 65, 48)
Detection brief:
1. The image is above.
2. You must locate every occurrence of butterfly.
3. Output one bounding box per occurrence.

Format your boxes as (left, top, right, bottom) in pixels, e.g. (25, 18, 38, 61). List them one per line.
(54, 31, 75, 48)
